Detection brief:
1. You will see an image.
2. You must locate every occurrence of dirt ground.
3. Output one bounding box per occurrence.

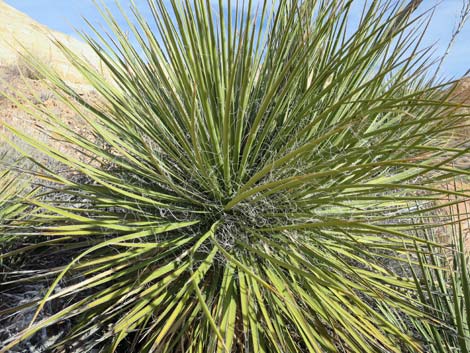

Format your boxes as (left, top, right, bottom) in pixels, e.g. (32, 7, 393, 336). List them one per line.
(0, 65, 99, 166)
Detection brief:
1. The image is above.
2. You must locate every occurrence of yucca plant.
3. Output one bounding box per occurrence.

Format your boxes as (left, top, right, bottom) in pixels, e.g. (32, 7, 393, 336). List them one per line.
(380, 188, 470, 353)
(0, 152, 34, 245)
(1, 0, 470, 352)
(0, 170, 23, 244)
(411, 192, 470, 353)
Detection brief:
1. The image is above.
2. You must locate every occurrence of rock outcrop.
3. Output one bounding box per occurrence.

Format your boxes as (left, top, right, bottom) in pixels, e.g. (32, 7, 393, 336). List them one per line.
(0, 0, 102, 84)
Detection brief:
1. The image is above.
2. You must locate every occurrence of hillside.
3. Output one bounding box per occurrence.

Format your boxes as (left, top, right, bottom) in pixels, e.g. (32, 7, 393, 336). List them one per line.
(0, 0, 102, 84)
(454, 76, 470, 104)
(0, 0, 105, 164)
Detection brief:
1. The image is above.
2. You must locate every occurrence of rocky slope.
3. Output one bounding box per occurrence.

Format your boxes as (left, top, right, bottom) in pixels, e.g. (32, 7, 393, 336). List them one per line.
(453, 77, 470, 104)
(0, 1, 105, 165)
(0, 0, 102, 84)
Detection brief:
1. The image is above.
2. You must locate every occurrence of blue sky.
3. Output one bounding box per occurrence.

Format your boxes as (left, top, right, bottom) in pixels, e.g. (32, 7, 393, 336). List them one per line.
(4, 0, 470, 79)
